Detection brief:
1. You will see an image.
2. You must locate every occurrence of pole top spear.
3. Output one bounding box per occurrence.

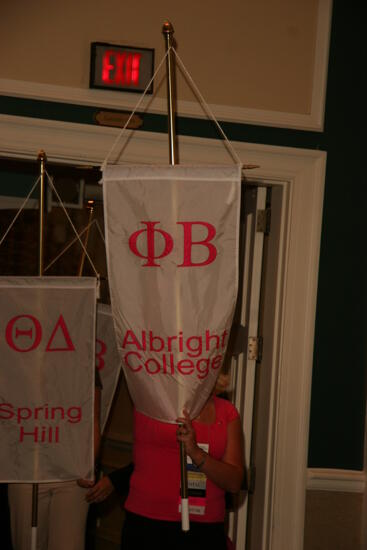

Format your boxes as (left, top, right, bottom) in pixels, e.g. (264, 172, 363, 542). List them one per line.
(37, 150, 47, 163)
(162, 20, 174, 35)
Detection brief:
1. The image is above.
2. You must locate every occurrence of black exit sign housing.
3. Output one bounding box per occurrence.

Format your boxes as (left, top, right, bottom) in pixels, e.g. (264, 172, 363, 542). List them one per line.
(90, 42, 154, 94)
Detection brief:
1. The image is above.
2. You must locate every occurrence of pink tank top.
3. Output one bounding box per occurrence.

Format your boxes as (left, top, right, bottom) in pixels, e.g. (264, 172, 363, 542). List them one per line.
(125, 396, 239, 523)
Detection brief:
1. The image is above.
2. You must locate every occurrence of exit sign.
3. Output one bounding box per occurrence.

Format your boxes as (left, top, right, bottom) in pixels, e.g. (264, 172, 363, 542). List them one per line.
(90, 42, 154, 94)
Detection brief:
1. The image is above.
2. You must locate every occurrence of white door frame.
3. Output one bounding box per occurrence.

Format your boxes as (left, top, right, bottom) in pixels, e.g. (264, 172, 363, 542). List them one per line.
(228, 185, 267, 549)
(0, 116, 326, 549)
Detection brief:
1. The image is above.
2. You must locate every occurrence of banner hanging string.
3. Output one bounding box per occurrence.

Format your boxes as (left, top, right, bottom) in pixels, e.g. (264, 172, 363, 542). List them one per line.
(0, 171, 100, 279)
(45, 171, 100, 279)
(172, 47, 242, 166)
(100, 47, 242, 169)
(0, 176, 41, 249)
(44, 218, 105, 273)
(101, 49, 170, 170)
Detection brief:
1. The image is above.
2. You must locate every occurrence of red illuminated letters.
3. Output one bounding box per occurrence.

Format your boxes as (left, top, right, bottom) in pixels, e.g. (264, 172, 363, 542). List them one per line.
(102, 50, 142, 87)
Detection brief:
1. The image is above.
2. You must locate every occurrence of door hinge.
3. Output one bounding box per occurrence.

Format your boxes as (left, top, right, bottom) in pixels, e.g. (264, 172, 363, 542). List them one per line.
(257, 208, 271, 234)
(248, 336, 263, 361)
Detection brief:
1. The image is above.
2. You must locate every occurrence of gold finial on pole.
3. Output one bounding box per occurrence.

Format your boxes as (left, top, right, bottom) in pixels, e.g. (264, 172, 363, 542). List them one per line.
(78, 200, 95, 277)
(162, 21, 178, 165)
(37, 150, 47, 276)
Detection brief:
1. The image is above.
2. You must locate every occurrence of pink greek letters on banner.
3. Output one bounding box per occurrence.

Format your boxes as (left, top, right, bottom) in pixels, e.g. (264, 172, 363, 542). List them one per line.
(95, 303, 122, 431)
(5, 314, 75, 352)
(96, 338, 107, 371)
(129, 221, 217, 267)
(0, 277, 97, 482)
(103, 165, 241, 422)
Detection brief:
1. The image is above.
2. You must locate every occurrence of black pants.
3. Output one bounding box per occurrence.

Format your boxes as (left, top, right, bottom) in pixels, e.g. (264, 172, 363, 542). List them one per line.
(0, 484, 13, 550)
(121, 511, 227, 550)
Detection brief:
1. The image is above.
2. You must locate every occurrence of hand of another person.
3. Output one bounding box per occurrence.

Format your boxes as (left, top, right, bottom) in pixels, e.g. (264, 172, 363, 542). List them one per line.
(77, 478, 95, 488)
(85, 475, 114, 503)
(176, 409, 200, 458)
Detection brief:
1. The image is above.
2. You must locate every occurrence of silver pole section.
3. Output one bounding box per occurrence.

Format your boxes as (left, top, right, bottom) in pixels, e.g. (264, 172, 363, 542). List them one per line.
(162, 21, 189, 532)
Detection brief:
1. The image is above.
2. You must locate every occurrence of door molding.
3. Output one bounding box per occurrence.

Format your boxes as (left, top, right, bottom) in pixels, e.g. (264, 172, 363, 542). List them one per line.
(307, 469, 365, 493)
(0, 114, 326, 549)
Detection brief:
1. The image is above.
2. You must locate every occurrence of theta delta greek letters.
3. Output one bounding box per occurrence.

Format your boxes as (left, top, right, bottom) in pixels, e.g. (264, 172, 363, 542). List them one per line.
(4, 314, 75, 353)
(121, 329, 228, 379)
(129, 221, 217, 267)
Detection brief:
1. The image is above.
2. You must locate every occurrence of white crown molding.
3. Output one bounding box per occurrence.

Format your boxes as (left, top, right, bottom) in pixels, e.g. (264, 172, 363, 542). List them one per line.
(0, 76, 325, 132)
(0, 2, 332, 133)
(0, 113, 327, 169)
(307, 468, 366, 493)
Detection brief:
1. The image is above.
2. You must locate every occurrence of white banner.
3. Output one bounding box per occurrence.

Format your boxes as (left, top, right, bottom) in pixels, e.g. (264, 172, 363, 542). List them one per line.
(0, 277, 97, 482)
(103, 165, 241, 422)
(96, 303, 121, 431)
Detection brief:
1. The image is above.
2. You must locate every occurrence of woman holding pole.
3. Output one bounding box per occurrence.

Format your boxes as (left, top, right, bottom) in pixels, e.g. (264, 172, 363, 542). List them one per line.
(88, 374, 244, 550)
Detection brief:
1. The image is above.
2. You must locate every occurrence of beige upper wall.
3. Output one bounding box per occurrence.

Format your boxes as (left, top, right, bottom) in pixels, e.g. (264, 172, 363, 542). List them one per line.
(1, 0, 322, 116)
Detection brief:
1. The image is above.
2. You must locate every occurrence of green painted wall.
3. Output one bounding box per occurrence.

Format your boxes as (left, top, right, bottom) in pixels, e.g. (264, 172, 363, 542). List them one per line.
(308, 2, 367, 470)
